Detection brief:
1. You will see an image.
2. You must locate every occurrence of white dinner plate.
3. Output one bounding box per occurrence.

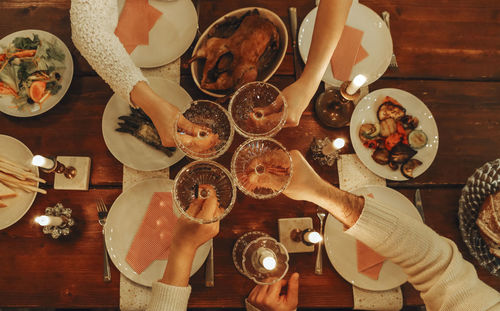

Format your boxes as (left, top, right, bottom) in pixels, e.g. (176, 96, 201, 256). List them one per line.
(298, 3, 392, 87)
(117, 0, 198, 68)
(324, 185, 422, 291)
(104, 177, 212, 287)
(0, 135, 39, 230)
(102, 77, 190, 171)
(0, 30, 73, 117)
(350, 88, 439, 181)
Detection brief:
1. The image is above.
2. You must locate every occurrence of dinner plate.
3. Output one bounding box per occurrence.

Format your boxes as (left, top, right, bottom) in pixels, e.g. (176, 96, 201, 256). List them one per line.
(104, 177, 212, 287)
(102, 77, 190, 171)
(298, 3, 392, 87)
(0, 29, 73, 117)
(0, 135, 39, 230)
(324, 185, 422, 291)
(458, 159, 500, 277)
(117, 0, 198, 68)
(350, 88, 439, 181)
(190, 7, 288, 97)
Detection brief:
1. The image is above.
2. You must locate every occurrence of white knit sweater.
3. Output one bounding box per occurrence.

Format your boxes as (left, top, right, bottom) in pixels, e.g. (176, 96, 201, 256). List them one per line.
(147, 197, 500, 311)
(70, 0, 147, 105)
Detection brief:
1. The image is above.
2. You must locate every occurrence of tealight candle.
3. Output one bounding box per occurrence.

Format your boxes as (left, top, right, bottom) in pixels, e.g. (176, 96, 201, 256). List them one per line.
(303, 231, 323, 244)
(256, 248, 277, 271)
(333, 138, 345, 150)
(35, 215, 63, 227)
(345, 74, 367, 95)
(32, 155, 55, 170)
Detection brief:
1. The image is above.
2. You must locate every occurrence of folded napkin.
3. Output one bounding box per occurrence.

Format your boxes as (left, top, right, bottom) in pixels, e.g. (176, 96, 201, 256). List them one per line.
(126, 192, 177, 274)
(357, 240, 385, 280)
(115, 0, 163, 54)
(330, 25, 367, 82)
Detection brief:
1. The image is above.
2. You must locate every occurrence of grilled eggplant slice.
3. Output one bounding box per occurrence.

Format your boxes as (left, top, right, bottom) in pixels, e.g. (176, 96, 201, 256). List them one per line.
(372, 148, 390, 165)
(379, 118, 397, 137)
(377, 100, 406, 121)
(389, 143, 417, 163)
(401, 159, 423, 178)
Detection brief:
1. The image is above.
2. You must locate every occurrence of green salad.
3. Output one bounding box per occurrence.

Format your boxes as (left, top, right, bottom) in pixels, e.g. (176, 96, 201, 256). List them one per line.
(0, 34, 66, 111)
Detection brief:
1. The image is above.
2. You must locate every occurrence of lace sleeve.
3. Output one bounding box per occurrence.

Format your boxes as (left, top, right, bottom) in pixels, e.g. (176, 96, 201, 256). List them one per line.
(70, 0, 147, 105)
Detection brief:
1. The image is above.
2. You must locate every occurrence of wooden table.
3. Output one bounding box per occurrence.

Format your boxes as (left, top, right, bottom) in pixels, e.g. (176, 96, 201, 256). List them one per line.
(0, 0, 499, 308)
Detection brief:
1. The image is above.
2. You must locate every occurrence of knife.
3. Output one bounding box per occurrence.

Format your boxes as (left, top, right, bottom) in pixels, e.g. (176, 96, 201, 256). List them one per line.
(415, 189, 425, 222)
(288, 7, 302, 80)
(205, 242, 214, 287)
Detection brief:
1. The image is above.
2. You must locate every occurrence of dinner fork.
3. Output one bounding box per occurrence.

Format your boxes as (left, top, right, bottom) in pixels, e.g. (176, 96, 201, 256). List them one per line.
(96, 198, 111, 282)
(382, 11, 399, 70)
(315, 208, 327, 275)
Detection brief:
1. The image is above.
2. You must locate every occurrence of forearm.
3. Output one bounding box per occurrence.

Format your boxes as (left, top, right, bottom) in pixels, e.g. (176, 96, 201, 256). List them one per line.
(160, 244, 196, 287)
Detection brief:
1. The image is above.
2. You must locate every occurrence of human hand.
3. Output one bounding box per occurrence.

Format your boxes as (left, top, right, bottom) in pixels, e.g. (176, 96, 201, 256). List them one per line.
(176, 115, 221, 153)
(281, 79, 316, 127)
(283, 150, 327, 202)
(242, 149, 291, 192)
(247, 273, 299, 311)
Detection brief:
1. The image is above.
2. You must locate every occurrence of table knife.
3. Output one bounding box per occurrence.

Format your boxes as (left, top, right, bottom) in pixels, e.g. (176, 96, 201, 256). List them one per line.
(205, 242, 214, 287)
(414, 189, 425, 222)
(288, 7, 302, 80)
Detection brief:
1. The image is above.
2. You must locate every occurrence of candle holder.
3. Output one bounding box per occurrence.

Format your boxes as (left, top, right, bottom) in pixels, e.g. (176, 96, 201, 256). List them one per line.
(310, 137, 345, 167)
(232, 231, 289, 285)
(37, 203, 75, 239)
(315, 82, 358, 128)
(40, 157, 77, 179)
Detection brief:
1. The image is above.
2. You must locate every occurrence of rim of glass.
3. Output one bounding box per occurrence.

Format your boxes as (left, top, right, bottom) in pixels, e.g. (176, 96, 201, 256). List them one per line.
(174, 100, 235, 160)
(173, 160, 237, 224)
(228, 81, 288, 138)
(230, 137, 293, 199)
(241, 236, 289, 285)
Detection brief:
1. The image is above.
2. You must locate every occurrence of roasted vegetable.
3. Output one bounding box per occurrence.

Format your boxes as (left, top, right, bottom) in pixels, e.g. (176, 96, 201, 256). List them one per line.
(408, 130, 428, 149)
(359, 123, 380, 142)
(385, 133, 402, 151)
(388, 161, 399, 171)
(116, 107, 176, 156)
(377, 100, 406, 121)
(400, 115, 419, 129)
(389, 143, 417, 163)
(379, 118, 397, 137)
(401, 159, 423, 178)
(372, 148, 390, 165)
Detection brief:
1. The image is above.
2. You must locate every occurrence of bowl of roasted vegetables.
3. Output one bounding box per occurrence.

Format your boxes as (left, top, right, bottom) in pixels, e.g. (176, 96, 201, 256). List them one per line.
(189, 7, 287, 98)
(350, 88, 439, 181)
(0, 30, 73, 117)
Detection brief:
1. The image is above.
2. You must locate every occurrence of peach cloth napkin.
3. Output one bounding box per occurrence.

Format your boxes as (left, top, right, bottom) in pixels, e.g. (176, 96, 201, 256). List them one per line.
(115, 0, 163, 54)
(126, 192, 177, 274)
(330, 25, 367, 81)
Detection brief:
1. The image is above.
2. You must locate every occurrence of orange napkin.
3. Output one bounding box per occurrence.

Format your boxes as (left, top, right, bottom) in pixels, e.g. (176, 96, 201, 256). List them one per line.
(330, 25, 367, 82)
(114, 0, 163, 54)
(356, 240, 385, 280)
(126, 192, 177, 274)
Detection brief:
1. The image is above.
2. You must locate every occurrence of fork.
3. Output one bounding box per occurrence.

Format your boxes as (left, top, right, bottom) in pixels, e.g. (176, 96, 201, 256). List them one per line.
(96, 198, 111, 282)
(315, 208, 327, 275)
(382, 11, 399, 70)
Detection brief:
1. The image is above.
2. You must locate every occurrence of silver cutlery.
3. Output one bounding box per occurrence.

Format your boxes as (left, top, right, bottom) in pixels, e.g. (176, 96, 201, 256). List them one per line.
(96, 198, 111, 282)
(205, 242, 214, 287)
(315, 208, 327, 275)
(414, 189, 425, 222)
(381, 11, 399, 70)
(288, 7, 302, 80)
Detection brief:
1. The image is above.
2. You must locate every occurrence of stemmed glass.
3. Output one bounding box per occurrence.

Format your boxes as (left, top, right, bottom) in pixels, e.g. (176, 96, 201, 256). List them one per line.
(232, 231, 289, 285)
(173, 160, 236, 224)
(229, 82, 287, 138)
(174, 100, 234, 160)
(231, 138, 292, 199)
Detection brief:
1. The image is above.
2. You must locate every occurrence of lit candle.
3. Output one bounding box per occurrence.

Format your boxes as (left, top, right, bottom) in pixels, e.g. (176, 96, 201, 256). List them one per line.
(303, 231, 323, 244)
(346, 74, 367, 95)
(35, 215, 63, 227)
(257, 248, 277, 271)
(32, 155, 55, 170)
(333, 138, 345, 150)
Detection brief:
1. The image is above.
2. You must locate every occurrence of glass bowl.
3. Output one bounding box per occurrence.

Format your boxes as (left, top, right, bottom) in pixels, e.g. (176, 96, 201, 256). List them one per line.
(173, 160, 236, 224)
(174, 100, 234, 160)
(228, 82, 287, 138)
(231, 138, 292, 199)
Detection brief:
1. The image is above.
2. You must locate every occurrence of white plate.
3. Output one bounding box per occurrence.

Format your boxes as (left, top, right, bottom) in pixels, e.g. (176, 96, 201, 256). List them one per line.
(324, 185, 422, 291)
(102, 77, 190, 171)
(350, 88, 439, 181)
(0, 135, 38, 230)
(0, 30, 74, 117)
(298, 3, 392, 87)
(104, 177, 212, 287)
(117, 0, 198, 68)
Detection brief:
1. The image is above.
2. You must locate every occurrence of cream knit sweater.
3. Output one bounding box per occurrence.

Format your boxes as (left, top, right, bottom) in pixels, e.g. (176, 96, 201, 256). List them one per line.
(147, 197, 500, 311)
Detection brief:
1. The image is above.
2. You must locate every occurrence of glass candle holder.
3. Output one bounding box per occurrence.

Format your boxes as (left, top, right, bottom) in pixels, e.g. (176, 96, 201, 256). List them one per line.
(173, 160, 236, 224)
(229, 82, 287, 138)
(231, 138, 292, 199)
(174, 100, 234, 160)
(233, 231, 289, 285)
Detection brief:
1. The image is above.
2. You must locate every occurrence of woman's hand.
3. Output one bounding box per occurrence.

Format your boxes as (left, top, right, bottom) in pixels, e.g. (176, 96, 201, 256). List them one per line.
(247, 273, 300, 311)
(281, 78, 316, 127)
(176, 116, 221, 153)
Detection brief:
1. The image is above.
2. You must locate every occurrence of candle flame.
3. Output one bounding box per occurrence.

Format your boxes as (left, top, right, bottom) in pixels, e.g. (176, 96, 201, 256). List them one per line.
(333, 138, 345, 149)
(35, 215, 49, 226)
(262, 256, 277, 270)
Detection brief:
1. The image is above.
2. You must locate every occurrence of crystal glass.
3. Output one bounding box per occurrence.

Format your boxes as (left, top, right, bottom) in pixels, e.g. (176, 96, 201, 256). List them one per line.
(231, 138, 292, 199)
(173, 160, 236, 224)
(232, 231, 289, 285)
(174, 100, 234, 160)
(229, 82, 287, 138)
